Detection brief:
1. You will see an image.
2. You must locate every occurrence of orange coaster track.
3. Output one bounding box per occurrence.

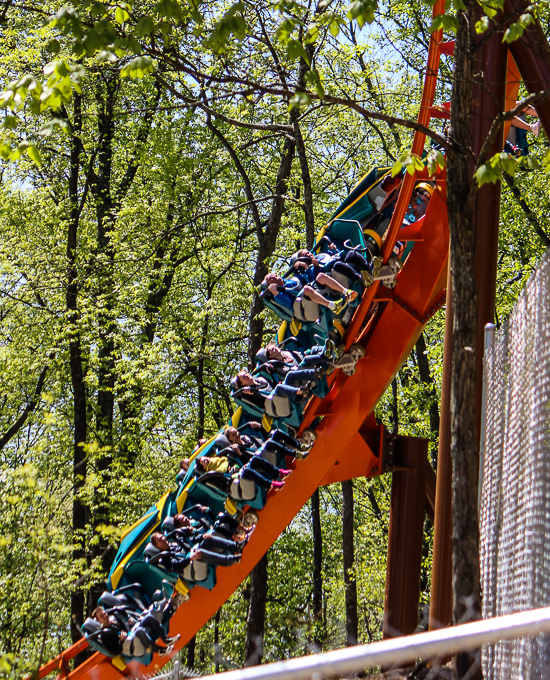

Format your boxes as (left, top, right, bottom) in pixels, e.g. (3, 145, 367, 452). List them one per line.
(37, 2, 451, 679)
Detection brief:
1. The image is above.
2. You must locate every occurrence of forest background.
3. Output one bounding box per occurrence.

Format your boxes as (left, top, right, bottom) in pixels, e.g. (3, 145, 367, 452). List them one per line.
(0, 0, 548, 676)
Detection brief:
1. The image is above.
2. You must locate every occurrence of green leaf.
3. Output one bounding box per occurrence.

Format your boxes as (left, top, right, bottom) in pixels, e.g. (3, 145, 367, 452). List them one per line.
(519, 12, 534, 28)
(47, 39, 61, 54)
(287, 39, 310, 64)
(305, 22, 319, 44)
(499, 152, 519, 176)
(204, 2, 247, 52)
(288, 91, 312, 109)
(391, 159, 403, 176)
(1, 115, 17, 130)
(304, 68, 324, 98)
(136, 16, 156, 35)
(475, 16, 490, 34)
(154, 0, 183, 19)
(39, 117, 73, 136)
(276, 18, 296, 43)
(478, 0, 504, 19)
(541, 148, 550, 171)
(503, 21, 524, 43)
(346, 0, 377, 28)
(27, 144, 42, 166)
(429, 14, 458, 34)
(475, 162, 500, 186)
(120, 55, 154, 78)
(524, 155, 540, 170)
(426, 149, 445, 176)
(114, 6, 130, 23)
(94, 50, 117, 64)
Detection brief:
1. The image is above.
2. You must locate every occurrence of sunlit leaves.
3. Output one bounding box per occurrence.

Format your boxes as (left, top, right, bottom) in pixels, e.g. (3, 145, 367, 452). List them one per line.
(477, 0, 504, 18)
(288, 91, 312, 109)
(474, 151, 534, 186)
(94, 49, 118, 64)
(304, 68, 325, 97)
(203, 1, 247, 52)
(114, 6, 130, 24)
(346, 0, 377, 27)
(136, 16, 156, 36)
(287, 38, 310, 64)
(475, 15, 491, 33)
(120, 55, 154, 78)
(429, 13, 459, 34)
(425, 148, 446, 176)
(39, 118, 73, 137)
(26, 144, 42, 166)
(503, 12, 535, 42)
(275, 16, 296, 42)
(392, 151, 425, 176)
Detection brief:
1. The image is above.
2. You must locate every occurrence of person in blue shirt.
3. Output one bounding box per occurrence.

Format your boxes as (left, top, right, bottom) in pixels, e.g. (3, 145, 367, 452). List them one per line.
(262, 272, 355, 315)
(292, 245, 372, 288)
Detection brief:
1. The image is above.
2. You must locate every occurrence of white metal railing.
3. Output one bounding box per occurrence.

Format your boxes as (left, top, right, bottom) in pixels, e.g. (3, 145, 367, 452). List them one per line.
(181, 608, 550, 680)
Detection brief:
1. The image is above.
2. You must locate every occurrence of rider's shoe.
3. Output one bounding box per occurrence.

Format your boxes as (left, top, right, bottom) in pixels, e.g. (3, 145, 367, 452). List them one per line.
(361, 270, 374, 287)
(332, 296, 348, 315)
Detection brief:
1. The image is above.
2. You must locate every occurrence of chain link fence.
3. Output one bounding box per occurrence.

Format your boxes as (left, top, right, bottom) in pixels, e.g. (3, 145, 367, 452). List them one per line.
(481, 249, 550, 679)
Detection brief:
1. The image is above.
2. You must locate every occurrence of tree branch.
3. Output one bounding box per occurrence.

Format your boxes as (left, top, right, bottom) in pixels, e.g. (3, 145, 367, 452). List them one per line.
(0, 358, 52, 450)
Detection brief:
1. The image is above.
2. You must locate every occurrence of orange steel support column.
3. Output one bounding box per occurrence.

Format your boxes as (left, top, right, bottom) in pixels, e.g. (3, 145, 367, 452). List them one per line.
(383, 437, 429, 640)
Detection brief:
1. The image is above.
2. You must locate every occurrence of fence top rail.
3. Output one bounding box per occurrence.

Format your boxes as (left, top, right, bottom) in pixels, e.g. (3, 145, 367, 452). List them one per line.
(174, 608, 550, 680)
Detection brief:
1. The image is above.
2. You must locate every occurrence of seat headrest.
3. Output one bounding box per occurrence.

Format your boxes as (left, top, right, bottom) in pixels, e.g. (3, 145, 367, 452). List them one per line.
(162, 516, 175, 533)
(143, 543, 160, 559)
(256, 347, 268, 365)
(98, 592, 119, 609)
(215, 434, 230, 449)
(83, 617, 102, 636)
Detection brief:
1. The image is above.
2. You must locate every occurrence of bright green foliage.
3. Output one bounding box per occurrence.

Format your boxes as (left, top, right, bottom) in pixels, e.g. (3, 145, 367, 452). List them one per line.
(0, 0, 548, 676)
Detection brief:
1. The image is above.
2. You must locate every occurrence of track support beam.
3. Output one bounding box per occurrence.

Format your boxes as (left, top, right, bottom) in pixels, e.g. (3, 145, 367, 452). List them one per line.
(383, 436, 430, 641)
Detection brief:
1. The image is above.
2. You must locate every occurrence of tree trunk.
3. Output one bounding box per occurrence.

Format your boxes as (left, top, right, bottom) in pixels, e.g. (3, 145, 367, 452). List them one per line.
(95, 73, 117, 452)
(67, 91, 89, 663)
(248, 134, 296, 366)
(342, 479, 358, 646)
(214, 608, 221, 673)
(415, 332, 440, 462)
(89, 73, 118, 608)
(244, 553, 268, 666)
(447, 3, 482, 678)
(311, 489, 323, 648)
(391, 377, 399, 435)
(292, 113, 315, 250)
(242, 126, 296, 664)
(186, 635, 196, 670)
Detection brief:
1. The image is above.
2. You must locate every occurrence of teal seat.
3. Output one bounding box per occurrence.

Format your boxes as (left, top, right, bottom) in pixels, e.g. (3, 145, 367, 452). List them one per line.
(326, 218, 367, 249)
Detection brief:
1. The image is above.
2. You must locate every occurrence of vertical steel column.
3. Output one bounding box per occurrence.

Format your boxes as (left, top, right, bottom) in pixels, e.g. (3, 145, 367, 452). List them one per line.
(383, 437, 429, 640)
(506, 0, 550, 138)
(430, 21, 507, 632)
(429, 272, 454, 631)
(471, 31, 508, 444)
